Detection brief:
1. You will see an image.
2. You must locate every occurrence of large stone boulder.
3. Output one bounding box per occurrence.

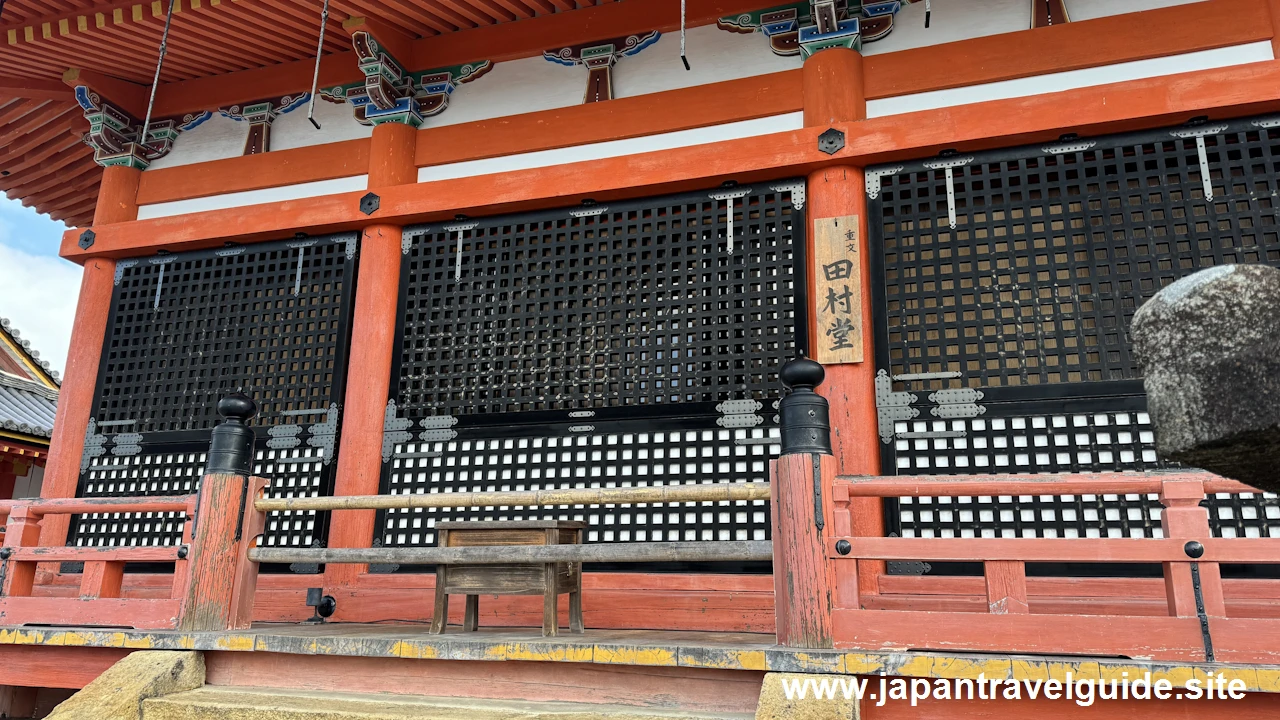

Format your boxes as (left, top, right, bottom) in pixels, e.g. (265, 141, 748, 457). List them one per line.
(46, 651, 204, 720)
(1130, 264, 1280, 492)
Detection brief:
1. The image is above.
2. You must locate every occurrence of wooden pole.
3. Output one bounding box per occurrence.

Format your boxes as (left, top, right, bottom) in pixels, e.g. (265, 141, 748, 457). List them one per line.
(838, 471, 1250, 497)
(258, 482, 771, 512)
(771, 452, 835, 648)
(324, 121, 416, 589)
(250, 540, 772, 565)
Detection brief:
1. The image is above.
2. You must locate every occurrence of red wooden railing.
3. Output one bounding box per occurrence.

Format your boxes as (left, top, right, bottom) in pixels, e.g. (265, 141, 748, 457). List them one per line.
(0, 495, 194, 630)
(0, 476, 267, 631)
(825, 471, 1280, 664)
(0, 454, 1276, 668)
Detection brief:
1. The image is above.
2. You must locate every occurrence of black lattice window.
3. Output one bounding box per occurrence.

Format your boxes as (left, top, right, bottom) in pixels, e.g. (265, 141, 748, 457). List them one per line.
(381, 182, 806, 554)
(72, 445, 331, 549)
(95, 236, 356, 431)
(869, 115, 1280, 542)
(396, 184, 805, 415)
(890, 391, 1156, 474)
(381, 424, 778, 547)
(74, 234, 359, 550)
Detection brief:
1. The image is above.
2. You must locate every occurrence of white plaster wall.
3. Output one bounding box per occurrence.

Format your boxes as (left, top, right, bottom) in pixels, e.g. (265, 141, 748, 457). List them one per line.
(862, 0, 1029, 55)
(426, 54, 587, 128)
(867, 41, 1274, 117)
(1065, 0, 1207, 22)
(271, 96, 373, 150)
(146, 112, 248, 170)
(149, 96, 370, 170)
(418, 112, 804, 182)
(613, 25, 801, 98)
(136, 175, 369, 220)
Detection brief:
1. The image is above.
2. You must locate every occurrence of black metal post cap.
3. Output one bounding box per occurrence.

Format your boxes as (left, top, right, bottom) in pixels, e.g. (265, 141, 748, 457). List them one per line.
(778, 357, 831, 455)
(835, 539, 852, 555)
(218, 393, 257, 424)
(1184, 540, 1205, 559)
(207, 393, 257, 475)
(780, 357, 825, 391)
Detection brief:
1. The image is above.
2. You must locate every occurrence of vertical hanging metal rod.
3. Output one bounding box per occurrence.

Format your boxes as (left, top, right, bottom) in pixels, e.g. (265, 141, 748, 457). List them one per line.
(307, 0, 332, 130)
(680, 0, 690, 70)
(294, 246, 307, 295)
(154, 265, 166, 310)
(141, 0, 177, 144)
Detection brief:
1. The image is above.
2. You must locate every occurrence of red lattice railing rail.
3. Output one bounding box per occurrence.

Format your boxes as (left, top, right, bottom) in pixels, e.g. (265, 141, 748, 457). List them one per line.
(826, 471, 1280, 664)
(0, 477, 266, 631)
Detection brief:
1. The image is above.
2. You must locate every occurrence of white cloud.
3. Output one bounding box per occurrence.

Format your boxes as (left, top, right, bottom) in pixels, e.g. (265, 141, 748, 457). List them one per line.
(0, 243, 83, 375)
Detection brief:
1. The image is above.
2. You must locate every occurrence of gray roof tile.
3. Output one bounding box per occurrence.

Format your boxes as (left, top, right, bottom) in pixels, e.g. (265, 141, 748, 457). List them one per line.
(0, 373, 57, 439)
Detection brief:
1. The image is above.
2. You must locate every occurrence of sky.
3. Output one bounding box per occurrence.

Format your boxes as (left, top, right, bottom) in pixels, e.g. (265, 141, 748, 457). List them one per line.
(0, 197, 83, 375)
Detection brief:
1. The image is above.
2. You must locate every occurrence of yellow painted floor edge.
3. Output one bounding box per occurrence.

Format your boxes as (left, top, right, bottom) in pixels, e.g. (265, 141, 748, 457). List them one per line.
(0, 626, 1277, 694)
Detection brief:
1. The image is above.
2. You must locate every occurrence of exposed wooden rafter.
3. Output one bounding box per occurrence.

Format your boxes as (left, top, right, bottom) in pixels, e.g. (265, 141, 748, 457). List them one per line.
(0, 76, 71, 101)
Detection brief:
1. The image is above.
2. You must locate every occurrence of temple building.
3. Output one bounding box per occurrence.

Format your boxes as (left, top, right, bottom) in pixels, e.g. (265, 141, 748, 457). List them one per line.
(0, 317, 58, 502)
(0, 0, 1279, 717)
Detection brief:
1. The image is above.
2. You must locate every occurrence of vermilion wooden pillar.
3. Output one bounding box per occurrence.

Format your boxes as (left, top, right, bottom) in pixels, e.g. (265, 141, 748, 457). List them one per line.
(801, 48, 884, 598)
(1270, 0, 1280, 57)
(324, 122, 416, 590)
(37, 166, 137, 552)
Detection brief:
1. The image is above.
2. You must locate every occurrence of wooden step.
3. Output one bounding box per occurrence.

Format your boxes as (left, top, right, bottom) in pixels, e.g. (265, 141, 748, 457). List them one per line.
(143, 687, 754, 720)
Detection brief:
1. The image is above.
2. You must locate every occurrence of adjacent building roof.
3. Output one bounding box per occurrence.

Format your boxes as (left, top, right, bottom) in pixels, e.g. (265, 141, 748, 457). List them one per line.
(0, 317, 60, 387)
(0, 372, 57, 440)
(0, 316, 60, 445)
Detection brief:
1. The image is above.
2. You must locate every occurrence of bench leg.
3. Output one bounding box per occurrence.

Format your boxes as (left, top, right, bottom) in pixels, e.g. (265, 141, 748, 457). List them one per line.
(430, 567, 449, 634)
(570, 565, 584, 633)
(464, 594, 479, 632)
(543, 564, 558, 637)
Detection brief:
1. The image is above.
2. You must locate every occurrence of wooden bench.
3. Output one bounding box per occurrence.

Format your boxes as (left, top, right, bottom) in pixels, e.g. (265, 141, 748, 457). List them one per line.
(429, 520, 585, 636)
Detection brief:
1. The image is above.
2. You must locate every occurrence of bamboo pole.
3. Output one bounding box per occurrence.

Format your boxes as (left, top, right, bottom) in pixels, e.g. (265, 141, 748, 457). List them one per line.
(836, 472, 1253, 498)
(249, 540, 773, 566)
(253, 482, 772, 513)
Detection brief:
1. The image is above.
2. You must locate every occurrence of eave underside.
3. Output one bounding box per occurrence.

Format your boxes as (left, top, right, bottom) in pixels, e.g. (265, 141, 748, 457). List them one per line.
(0, 0, 615, 227)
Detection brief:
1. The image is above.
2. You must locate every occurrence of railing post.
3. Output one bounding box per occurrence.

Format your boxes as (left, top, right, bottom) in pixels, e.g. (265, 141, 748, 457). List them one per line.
(984, 561, 1029, 615)
(178, 394, 259, 632)
(1, 505, 42, 597)
(1159, 478, 1226, 619)
(829, 483, 861, 611)
(772, 358, 835, 648)
(228, 476, 269, 630)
